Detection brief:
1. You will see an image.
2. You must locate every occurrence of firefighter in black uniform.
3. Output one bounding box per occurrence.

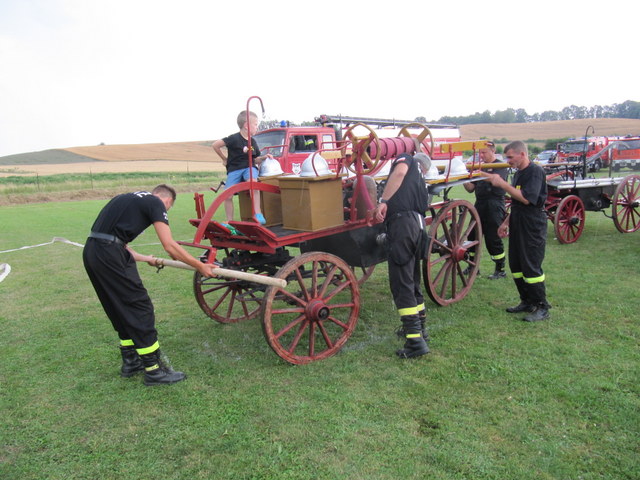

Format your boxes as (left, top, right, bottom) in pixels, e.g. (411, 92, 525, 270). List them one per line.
(83, 184, 217, 385)
(374, 153, 431, 358)
(480, 141, 551, 322)
(463, 141, 508, 279)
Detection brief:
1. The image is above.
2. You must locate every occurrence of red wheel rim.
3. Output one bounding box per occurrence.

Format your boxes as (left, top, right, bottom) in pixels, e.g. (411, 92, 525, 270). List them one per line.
(613, 174, 640, 233)
(193, 268, 265, 324)
(554, 195, 585, 244)
(423, 200, 482, 306)
(261, 252, 360, 364)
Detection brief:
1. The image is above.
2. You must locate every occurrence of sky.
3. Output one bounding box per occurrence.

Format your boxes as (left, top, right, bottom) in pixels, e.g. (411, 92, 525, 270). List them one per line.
(1, 0, 639, 157)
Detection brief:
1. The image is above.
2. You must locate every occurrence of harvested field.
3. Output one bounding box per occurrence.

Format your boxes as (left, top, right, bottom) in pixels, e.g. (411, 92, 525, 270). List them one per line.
(461, 118, 640, 142)
(1, 119, 640, 177)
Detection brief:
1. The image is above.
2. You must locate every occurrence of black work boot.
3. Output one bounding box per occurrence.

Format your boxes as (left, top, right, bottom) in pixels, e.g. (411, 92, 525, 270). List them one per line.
(396, 313, 429, 342)
(120, 345, 144, 378)
(396, 316, 430, 359)
(418, 312, 429, 342)
(487, 259, 506, 280)
(140, 349, 186, 386)
(523, 304, 551, 322)
(506, 302, 536, 313)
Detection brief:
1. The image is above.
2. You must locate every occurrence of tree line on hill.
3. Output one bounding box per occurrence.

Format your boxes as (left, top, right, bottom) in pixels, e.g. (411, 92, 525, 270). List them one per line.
(426, 100, 640, 125)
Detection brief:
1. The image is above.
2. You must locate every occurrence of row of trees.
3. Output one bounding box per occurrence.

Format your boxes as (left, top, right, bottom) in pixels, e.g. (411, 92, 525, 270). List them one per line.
(429, 100, 640, 125)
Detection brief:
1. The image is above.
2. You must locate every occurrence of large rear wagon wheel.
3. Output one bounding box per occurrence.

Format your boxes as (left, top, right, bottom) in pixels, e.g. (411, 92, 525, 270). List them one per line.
(612, 174, 640, 233)
(423, 200, 482, 306)
(261, 252, 360, 365)
(554, 195, 585, 244)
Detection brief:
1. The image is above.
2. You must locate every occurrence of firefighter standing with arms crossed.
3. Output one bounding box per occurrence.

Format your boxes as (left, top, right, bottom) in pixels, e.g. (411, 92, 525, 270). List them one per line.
(479, 141, 551, 322)
(374, 153, 432, 358)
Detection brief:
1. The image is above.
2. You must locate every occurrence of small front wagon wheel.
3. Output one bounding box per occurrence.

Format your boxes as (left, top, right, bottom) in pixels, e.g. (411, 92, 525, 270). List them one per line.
(261, 252, 360, 365)
(554, 195, 585, 244)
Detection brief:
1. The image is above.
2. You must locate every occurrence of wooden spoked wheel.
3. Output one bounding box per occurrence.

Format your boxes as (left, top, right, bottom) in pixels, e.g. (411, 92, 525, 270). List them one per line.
(193, 266, 267, 324)
(398, 123, 434, 158)
(352, 265, 376, 286)
(612, 174, 640, 233)
(423, 200, 482, 306)
(340, 123, 381, 175)
(261, 252, 360, 365)
(553, 195, 586, 244)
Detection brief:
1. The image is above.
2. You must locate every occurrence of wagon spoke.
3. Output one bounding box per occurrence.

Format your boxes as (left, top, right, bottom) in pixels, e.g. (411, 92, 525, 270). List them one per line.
(287, 319, 309, 354)
(273, 314, 306, 340)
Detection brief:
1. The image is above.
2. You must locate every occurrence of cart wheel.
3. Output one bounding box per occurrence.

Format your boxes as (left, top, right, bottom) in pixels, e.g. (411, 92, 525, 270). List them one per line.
(352, 265, 376, 286)
(261, 252, 360, 364)
(193, 268, 265, 324)
(397, 123, 434, 158)
(554, 195, 585, 244)
(341, 123, 381, 175)
(613, 174, 640, 233)
(423, 200, 482, 306)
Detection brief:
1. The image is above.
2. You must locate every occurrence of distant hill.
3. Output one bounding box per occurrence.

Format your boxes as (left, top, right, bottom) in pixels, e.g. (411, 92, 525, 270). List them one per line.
(2, 118, 640, 167)
(0, 141, 217, 165)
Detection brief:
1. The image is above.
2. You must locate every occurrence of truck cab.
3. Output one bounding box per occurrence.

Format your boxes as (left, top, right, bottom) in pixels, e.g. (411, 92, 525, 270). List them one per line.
(253, 126, 340, 175)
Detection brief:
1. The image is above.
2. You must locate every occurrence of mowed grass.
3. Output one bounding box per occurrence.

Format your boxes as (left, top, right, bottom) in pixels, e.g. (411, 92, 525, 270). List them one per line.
(0, 183, 638, 480)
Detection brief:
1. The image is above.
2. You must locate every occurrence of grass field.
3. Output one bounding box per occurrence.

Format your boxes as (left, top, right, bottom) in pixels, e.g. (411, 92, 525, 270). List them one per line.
(1, 180, 639, 479)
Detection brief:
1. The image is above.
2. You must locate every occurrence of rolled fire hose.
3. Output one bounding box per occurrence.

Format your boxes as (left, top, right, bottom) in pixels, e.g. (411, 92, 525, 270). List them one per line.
(150, 257, 287, 288)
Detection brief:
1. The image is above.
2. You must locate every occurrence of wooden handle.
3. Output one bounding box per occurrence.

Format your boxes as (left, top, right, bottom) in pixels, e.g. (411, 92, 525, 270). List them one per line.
(153, 257, 287, 288)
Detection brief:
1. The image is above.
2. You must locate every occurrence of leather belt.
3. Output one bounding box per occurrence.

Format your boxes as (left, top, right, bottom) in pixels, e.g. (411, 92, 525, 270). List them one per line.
(88, 231, 125, 245)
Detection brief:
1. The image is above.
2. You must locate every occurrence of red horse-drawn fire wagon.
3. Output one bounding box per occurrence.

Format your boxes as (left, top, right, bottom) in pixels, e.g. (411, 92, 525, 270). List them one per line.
(177, 97, 499, 364)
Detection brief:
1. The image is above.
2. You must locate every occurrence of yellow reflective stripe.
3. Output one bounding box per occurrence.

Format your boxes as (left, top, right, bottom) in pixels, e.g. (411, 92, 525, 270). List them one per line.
(406, 334, 421, 338)
(512, 272, 523, 279)
(120, 339, 135, 347)
(491, 253, 505, 260)
(398, 306, 419, 316)
(136, 341, 160, 356)
(524, 274, 545, 284)
(416, 303, 425, 313)
(145, 364, 159, 372)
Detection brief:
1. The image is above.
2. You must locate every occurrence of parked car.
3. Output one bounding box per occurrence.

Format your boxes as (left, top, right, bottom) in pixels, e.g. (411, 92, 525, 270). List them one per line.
(534, 150, 557, 165)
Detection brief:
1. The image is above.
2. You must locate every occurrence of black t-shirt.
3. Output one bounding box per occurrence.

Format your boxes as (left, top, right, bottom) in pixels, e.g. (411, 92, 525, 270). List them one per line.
(222, 132, 262, 173)
(90, 191, 169, 243)
(386, 155, 430, 217)
(511, 162, 547, 211)
(475, 160, 508, 200)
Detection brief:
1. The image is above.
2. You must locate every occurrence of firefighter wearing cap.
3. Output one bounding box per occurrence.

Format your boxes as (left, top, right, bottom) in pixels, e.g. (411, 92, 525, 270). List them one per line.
(374, 153, 431, 358)
(463, 142, 508, 279)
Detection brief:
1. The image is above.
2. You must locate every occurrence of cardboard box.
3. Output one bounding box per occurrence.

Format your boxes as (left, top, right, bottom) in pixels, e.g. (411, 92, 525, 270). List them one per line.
(238, 176, 282, 226)
(278, 175, 344, 231)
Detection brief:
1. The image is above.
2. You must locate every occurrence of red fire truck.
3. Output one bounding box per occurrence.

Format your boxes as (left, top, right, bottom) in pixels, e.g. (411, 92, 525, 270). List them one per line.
(609, 136, 640, 171)
(555, 136, 623, 172)
(253, 115, 460, 175)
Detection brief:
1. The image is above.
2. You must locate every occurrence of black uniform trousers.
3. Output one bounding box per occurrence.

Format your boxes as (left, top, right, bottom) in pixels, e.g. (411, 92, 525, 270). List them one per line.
(475, 198, 506, 259)
(509, 207, 549, 308)
(83, 238, 158, 349)
(386, 212, 425, 315)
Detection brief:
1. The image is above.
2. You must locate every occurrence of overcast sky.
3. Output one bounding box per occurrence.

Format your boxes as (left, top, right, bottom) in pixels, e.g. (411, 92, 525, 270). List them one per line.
(1, 0, 638, 157)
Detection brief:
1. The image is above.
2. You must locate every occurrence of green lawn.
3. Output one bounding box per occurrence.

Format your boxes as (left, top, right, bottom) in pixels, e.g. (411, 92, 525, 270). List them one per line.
(1, 184, 638, 480)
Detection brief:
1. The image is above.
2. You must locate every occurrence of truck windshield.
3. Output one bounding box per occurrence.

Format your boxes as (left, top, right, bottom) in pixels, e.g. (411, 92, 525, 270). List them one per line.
(559, 142, 586, 154)
(619, 140, 640, 150)
(254, 131, 285, 157)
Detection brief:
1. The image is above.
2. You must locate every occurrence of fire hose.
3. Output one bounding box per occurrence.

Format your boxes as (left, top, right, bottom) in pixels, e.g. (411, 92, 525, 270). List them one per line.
(149, 257, 287, 289)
